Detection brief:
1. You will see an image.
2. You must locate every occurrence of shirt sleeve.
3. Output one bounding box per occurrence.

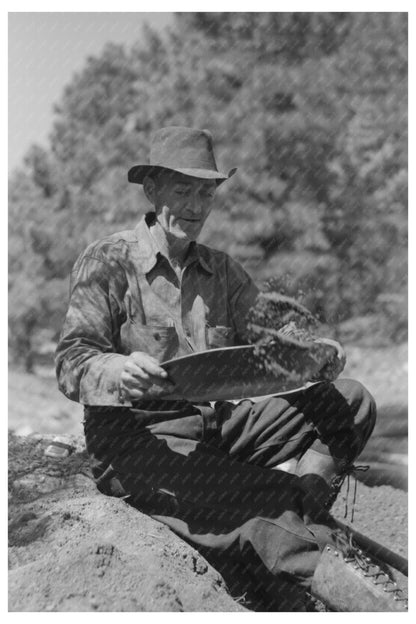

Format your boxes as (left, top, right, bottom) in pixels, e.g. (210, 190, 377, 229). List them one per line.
(226, 256, 260, 341)
(55, 251, 129, 406)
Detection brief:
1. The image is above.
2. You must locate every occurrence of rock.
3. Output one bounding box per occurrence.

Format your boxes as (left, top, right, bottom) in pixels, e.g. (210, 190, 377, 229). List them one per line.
(8, 432, 246, 612)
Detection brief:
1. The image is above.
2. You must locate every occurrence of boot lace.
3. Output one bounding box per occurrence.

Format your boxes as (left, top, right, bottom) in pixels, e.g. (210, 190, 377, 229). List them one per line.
(327, 464, 369, 522)
(338, 531, 408, 606)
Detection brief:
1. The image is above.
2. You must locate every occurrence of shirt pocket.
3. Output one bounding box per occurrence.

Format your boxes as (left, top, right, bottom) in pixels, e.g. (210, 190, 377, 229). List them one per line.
(206, 325, 235, 349)
(120, 322, 179, 362)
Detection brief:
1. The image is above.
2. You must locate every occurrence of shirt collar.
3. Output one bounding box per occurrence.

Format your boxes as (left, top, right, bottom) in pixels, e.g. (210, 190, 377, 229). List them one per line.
(133, 212, 214, 275)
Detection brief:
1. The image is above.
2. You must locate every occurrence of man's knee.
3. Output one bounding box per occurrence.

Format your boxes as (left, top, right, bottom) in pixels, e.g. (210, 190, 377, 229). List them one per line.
(333, 378, 377, 429)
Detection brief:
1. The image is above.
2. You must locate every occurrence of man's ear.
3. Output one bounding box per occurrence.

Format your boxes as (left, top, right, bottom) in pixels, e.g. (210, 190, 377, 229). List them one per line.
(143, 175, 156, 204)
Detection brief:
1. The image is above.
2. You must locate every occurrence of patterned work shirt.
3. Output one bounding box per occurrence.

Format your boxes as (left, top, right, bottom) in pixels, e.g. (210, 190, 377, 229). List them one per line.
(55, 212, 259, 406)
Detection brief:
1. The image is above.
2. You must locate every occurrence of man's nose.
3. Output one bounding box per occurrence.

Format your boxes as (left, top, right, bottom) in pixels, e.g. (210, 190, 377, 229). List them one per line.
(188, 192, 203, 215)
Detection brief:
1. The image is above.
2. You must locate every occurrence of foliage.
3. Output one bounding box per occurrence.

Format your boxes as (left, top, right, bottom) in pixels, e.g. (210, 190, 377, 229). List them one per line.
(8, 13, 407, 368)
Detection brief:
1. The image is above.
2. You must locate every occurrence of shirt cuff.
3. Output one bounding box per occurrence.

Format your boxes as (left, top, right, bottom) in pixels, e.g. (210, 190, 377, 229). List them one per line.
(79, 353, 132, 406)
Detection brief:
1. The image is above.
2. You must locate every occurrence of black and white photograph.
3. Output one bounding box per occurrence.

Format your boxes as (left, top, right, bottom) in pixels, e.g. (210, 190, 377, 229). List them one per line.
(8, 7, 408, 613)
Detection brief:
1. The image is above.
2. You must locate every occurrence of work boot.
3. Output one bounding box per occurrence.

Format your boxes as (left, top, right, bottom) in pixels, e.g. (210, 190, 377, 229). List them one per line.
(296, 448, 361, 521)
(311, 532, 408, 612)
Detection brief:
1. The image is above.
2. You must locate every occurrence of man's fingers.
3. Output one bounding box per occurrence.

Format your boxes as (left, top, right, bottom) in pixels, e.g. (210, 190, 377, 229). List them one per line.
(129, 352, 168, 378)
(120, 352, 173, 400)
(120, 380, 176, 400)
(123, 364, 152, 384)
(123, 368, 169, 388)
(121, 367, 174, 390)
(124, 387, 146, 400)
(121, 370, 173, 389)
(120, 372, 152, 390)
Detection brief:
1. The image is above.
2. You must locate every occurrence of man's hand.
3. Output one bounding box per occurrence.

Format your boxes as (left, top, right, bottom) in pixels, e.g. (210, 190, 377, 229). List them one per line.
(120, 351, 176, 401)
(312, 338, 347, 381)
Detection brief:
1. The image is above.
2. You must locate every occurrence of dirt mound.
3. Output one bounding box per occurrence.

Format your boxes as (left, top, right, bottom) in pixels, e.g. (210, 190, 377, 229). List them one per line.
(8, 432, 407, 612)
(8, 432, 244, 612)
(9, 501, 231, 612)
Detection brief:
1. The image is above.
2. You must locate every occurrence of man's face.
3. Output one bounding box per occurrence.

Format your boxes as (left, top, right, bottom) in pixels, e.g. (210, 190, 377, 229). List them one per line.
(146, 171, 217, 241)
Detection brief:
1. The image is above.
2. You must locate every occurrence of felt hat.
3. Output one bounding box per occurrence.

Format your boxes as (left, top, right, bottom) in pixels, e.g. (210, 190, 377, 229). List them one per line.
(128, 126, 236, 185)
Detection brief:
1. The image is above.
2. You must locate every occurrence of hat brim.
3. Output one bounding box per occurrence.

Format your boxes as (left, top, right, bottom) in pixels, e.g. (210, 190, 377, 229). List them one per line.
(128, 165, 237, 186)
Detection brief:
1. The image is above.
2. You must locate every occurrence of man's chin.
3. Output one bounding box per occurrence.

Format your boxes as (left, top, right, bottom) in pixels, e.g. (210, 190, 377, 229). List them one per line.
(170, 224, 199, 241)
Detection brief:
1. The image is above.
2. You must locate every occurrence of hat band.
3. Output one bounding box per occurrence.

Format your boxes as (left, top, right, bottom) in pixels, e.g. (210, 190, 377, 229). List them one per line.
(150, 146, 219, 173)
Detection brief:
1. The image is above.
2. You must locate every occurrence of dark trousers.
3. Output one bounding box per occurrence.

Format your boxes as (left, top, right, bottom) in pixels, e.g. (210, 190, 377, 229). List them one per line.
(84, 378, 376, 610)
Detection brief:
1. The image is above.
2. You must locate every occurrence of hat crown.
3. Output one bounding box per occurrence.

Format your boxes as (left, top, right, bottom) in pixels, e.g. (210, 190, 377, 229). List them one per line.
(127, 126, 236, 185)
(149, 126, 219, 172)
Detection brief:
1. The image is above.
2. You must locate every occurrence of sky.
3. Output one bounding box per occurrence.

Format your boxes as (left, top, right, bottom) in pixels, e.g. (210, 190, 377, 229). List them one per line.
(8, 12, 173, 172)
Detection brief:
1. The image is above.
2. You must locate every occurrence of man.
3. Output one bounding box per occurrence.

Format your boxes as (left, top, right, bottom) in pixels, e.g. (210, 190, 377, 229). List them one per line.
(56, 126, 407, 611)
